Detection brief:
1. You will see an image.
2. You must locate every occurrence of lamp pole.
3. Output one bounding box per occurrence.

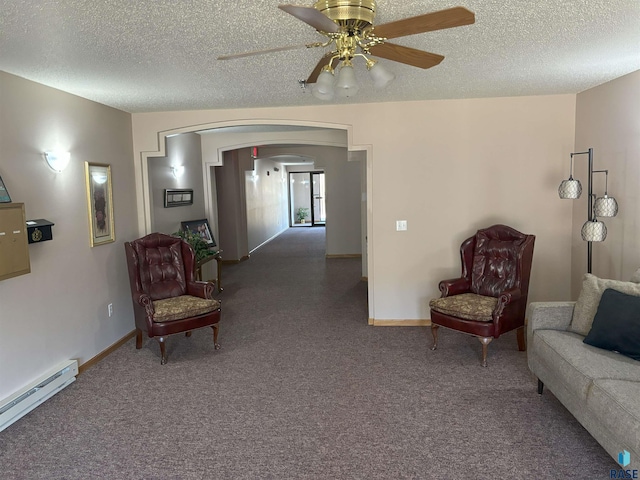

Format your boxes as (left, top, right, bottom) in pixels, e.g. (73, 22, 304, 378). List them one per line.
(571, 148, 594, 273)
(587, 148, 593, 274)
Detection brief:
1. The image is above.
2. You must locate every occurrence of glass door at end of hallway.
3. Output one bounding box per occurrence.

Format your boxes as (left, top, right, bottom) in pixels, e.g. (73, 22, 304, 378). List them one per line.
(312, 172, 326, 226)
(289, 171, 325, 227)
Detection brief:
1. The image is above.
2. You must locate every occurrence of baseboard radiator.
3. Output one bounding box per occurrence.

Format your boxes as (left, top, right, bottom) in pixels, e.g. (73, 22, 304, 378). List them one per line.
(0, 359, 78, 432)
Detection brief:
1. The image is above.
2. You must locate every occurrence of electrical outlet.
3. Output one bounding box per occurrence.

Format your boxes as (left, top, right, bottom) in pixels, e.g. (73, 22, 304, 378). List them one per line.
(396, 220, 408, 231)
(108, 303, 113, 317)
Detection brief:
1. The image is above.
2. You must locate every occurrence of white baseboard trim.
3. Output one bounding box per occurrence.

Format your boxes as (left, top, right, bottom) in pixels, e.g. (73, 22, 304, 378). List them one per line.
(249, 227, 288, 254)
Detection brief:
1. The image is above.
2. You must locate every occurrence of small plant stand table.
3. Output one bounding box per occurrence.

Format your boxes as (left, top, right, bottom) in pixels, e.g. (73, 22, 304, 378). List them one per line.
(196, 250, 223, 292)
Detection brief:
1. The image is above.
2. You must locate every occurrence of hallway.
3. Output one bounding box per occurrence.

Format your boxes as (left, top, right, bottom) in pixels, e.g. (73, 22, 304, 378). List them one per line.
(219, 226, 369, 337)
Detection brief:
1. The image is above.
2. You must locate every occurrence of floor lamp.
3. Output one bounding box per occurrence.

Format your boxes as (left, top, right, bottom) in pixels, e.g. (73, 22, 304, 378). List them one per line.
(558, 148, 619, 274)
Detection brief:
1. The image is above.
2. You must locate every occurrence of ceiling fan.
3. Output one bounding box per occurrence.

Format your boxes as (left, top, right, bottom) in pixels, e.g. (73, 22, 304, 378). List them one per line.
(218, 1, 475, 100)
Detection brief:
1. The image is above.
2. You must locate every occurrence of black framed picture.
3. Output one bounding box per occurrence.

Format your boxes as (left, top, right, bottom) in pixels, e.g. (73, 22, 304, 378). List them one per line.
(0, 175, 11, 203)
(180, 218, 216, 246)
(164, 189, 194, 207)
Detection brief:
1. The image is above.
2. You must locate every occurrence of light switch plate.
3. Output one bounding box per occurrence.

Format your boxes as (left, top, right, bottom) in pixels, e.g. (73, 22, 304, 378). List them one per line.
(396, 220, 407, 231)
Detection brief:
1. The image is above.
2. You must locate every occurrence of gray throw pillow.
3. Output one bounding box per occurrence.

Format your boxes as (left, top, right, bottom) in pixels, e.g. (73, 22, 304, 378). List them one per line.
(569, 273, 640, 336)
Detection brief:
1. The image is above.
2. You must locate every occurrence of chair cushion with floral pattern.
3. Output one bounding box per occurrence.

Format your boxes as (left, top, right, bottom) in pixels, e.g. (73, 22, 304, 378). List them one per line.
(152, 295, 221, 323)
(429, 293, 497, 322)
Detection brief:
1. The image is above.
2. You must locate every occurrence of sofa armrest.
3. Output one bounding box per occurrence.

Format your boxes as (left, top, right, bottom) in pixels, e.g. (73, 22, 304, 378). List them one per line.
(526, 301, 575, 345)
(527, 302, 575, 331)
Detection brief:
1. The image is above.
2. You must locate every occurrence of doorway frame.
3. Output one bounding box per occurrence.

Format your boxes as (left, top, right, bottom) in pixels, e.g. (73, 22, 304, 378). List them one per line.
(136, 119, 373, 321)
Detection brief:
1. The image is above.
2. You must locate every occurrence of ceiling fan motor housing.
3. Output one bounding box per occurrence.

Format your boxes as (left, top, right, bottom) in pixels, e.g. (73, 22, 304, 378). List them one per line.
(314, 0, 377, 33)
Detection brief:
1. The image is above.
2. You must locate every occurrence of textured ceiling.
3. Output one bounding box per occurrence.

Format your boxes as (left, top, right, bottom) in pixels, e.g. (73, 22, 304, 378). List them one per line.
(1, 1, 639, 113)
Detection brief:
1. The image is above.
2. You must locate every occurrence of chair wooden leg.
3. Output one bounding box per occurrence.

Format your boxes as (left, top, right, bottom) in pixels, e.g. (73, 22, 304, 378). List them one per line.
(135, 329, 143, 349)
(212, 324, 221, 350)
(430, 324, 439, 351)
(158, 337, 167, 365)
(185, 331, 192, 337)
(477, 336, 493, 367)
(517, 326, 526, 351)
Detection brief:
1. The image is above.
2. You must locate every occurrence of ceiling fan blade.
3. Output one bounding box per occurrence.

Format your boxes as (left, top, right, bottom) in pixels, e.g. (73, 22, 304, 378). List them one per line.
(306, 54, 339, 84)
(373, 6, 474, 39)
(279, 5, 340, 33)
(218, 43, 312, 60)
(368, 43, 444, 69)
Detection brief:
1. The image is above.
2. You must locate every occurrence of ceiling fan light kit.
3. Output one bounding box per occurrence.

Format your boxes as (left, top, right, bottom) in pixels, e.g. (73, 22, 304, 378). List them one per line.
(334, 62, 359, 98)
(313, 68, 336, 100)
(219, 2, 475, 102)
(367, 60, 395, 89)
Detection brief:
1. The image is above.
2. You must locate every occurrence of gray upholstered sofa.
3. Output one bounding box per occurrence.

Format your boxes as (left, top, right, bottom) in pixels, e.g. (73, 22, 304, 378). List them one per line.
(527, 273, 640, 470)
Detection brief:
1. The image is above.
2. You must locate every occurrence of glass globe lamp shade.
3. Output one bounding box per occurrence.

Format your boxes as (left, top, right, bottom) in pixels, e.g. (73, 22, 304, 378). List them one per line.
(581, 219, 607, 242)
(335, 65, 359, 98)
(312, 70, 335, 101)
(558, 178, 582, 199)
(593, 195, 618, 217)
(368, 62, 395, 89)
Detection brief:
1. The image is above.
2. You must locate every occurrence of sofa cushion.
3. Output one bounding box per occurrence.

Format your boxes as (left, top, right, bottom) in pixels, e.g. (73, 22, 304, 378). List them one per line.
(429, 293, 497, 322)
(587, 379, 640, 457)
(570, 273, 640, 336)
(584, 288, 640, 361)
(152, 295, 220, 322)
(531, 329, 640, 398)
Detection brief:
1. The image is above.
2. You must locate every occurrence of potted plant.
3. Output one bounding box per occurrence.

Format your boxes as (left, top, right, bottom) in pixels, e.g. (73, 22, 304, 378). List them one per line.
(296, 207, 310, 224)
(173, 229, 216, 263)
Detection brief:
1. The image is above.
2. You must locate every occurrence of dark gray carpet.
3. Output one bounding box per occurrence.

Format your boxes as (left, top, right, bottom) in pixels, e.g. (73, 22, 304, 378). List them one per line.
(0, 227, 616, 479)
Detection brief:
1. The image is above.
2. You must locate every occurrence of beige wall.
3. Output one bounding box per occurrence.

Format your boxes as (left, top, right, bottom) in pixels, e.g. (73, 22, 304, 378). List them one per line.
(573, 70, 640, 296)
(215, 150, 250, 261)
(245, 155, 289, 251)
(132, 94, 577, 321)
(0, 72, 137, 399)
(149, 133, 206, 234)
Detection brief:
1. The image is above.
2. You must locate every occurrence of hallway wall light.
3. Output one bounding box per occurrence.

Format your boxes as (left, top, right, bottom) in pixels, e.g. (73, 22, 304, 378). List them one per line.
(44, 151, 71, 172)
(172, 165, 185, 178)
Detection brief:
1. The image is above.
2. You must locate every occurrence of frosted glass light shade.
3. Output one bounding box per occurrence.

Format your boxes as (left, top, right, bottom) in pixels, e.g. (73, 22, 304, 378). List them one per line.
(172, 165, 185, 178)
(368, 62, 395, 88)
(335, 65, 359, 98)
(594, 195, 618, 217)
(581, 219, 607, 242)
(558, 178, 582, 199)
(44, 151, 70, 172)
(312, 70, 335, 101)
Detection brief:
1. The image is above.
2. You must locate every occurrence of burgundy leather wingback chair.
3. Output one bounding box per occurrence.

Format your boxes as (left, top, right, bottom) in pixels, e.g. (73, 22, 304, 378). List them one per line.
(429, 225, 535, 366)
(125, 232, 221, 364)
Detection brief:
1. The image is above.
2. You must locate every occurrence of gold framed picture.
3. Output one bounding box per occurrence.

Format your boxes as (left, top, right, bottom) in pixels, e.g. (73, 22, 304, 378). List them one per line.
(84, 162, 115, 247)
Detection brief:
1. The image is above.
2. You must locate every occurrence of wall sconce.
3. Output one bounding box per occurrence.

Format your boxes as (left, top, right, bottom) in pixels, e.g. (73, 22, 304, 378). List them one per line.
(44, 151, 71, 172)
(558, 148, 619, 273)
(171, 165, 185, 178)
